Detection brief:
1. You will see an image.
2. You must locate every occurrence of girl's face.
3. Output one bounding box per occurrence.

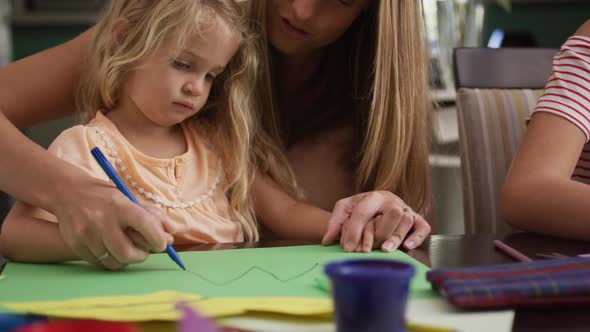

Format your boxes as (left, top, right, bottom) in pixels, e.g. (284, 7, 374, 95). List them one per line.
(120, 18, 240, 128)
(266, 0, 369, 57)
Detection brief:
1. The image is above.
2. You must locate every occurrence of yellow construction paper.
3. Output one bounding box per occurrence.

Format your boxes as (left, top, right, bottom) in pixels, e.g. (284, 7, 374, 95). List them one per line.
(1, 291, 332, 322)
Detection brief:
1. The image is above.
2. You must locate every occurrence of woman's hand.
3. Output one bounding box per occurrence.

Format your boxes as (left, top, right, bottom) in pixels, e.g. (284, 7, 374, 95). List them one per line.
(53, 177, 173, 270)
(321, 191, 431, 252)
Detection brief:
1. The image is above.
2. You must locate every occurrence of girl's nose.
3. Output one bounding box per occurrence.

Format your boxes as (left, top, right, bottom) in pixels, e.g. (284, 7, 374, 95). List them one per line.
(182, 77, 205, 96)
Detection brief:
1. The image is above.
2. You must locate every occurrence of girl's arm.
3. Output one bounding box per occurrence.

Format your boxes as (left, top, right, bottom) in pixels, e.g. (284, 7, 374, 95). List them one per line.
(501, 112, 590, 239)
(501, 21, 590, 239)
(0, 202, 77, 262)
(0, 28, 168, 268)
(253, 173, 330, 242)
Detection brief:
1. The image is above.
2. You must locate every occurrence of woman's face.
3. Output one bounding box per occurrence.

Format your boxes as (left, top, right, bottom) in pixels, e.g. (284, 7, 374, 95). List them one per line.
(266, 0, 370, 56)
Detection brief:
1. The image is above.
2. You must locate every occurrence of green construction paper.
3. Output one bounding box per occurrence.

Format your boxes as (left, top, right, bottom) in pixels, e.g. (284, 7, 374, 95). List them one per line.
(0, 245, 436, 303)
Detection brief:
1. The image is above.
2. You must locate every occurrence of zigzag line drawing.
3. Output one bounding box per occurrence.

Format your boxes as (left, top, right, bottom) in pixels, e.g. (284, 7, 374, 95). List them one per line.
(186, 262, 320, 286)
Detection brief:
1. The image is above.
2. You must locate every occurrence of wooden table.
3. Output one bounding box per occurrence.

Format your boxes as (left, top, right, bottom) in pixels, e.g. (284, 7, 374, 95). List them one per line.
(2, 232, 590, 331)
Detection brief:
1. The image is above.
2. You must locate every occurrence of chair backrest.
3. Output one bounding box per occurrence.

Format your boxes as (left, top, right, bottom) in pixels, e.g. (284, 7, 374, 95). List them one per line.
(453, 47, 558, 234)
(454, 47, 557, 89)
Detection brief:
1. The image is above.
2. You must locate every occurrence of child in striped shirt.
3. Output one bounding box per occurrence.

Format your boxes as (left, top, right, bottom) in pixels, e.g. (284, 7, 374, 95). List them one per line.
(502, 19, 590, 239)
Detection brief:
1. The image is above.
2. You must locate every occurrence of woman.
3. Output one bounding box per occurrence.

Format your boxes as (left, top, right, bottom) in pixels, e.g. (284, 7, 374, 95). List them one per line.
(0, 0, 432, 268)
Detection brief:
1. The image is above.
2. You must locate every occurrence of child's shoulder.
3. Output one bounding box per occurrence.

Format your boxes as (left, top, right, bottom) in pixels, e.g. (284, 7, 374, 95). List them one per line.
(49, 124, 92, 153)
(48, 115, 109, 159)
(49, 113, 110, 153)
(47, 118, 110, 180)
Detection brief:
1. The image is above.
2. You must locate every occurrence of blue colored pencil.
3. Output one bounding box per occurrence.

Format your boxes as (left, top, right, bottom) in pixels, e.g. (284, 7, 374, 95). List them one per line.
(91, 147, 186, 270)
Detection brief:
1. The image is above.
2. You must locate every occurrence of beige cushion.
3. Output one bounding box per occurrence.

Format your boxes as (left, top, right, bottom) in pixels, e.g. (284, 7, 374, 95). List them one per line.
(457, 88, 544, 234)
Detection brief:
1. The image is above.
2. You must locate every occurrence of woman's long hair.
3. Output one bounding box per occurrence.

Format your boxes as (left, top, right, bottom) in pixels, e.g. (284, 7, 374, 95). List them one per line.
(248, 1, 432, 214)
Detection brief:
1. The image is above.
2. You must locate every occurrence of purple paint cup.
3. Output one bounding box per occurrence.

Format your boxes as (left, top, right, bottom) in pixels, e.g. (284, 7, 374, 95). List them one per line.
(325, 259, 416, 332)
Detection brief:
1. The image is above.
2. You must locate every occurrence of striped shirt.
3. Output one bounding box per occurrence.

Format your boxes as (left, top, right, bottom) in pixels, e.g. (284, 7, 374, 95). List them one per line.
(533, 35, 590, 184)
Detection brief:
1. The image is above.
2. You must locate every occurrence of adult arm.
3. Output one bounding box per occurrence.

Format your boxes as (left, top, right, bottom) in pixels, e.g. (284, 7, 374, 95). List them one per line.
(0, 201, 161, 269)
(501, 20, 590, 239)
(0, 28, 169, 267)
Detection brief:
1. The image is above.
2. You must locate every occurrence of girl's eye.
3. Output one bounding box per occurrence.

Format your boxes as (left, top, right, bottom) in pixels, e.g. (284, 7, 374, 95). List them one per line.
(338, 0, 353, 5)
(205, 73, 216, 81)
(173, 60, 191, 70)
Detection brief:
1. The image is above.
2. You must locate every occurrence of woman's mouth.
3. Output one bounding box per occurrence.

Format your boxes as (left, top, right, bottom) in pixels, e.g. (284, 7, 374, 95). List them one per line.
(280, 17, 309, 39)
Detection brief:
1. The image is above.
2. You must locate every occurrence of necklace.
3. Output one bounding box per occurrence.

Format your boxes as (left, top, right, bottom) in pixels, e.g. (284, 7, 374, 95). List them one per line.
(94, 127, 222, 209)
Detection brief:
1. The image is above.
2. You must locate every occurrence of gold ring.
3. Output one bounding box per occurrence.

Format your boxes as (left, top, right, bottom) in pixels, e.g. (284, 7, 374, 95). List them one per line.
(97, 252, 110, 261)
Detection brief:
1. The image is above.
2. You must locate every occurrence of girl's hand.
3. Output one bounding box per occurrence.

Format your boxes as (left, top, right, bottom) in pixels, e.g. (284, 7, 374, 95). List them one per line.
(53, 177, 172, 270)
(321, 191, 431, 252)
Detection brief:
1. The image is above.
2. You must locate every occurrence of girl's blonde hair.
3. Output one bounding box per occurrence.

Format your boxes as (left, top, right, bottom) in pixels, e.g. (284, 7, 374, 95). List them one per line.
(77, 0, 261, 240)
(249, 1, 432, 214)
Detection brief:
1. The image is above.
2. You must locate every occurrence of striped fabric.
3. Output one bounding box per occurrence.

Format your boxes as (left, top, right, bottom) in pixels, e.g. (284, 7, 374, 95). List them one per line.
(457, 88, 544, 234)
(426, 257, 590, 309)
(533, 36, 590, 185)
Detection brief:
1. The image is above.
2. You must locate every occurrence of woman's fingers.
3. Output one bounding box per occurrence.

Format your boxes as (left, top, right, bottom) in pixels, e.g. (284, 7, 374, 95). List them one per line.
(339, 192, 387, 251)
(403, 214, 431, 250)
(100, 253, 127, 271)
(381, 212, 414, 252)
(373, 204, 404, 247)
(321, 197, 354, 246)
(126, 228, 152, 253)
(76, 243, 107, 269)
(119, 200, 170, 253)
(323, 191, 432, 253)
(55, 181, 169, 268)
(141, 205, 174, 248)
(102, 218, 149, 266)
(361, 220, 375, 253)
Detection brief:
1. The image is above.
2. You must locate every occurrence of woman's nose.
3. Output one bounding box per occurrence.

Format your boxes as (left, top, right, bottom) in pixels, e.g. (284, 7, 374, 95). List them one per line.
(290, 0, 317, 22)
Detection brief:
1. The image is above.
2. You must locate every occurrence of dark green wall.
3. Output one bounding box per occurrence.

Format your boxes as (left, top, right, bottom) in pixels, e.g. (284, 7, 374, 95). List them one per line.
(11, 25, 89, 60)
(483, 3, 590, 48)
(10, 25, 89, 148)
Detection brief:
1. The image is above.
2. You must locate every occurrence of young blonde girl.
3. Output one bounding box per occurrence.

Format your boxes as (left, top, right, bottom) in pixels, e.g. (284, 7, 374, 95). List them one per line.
(0, 0, 330, 270)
